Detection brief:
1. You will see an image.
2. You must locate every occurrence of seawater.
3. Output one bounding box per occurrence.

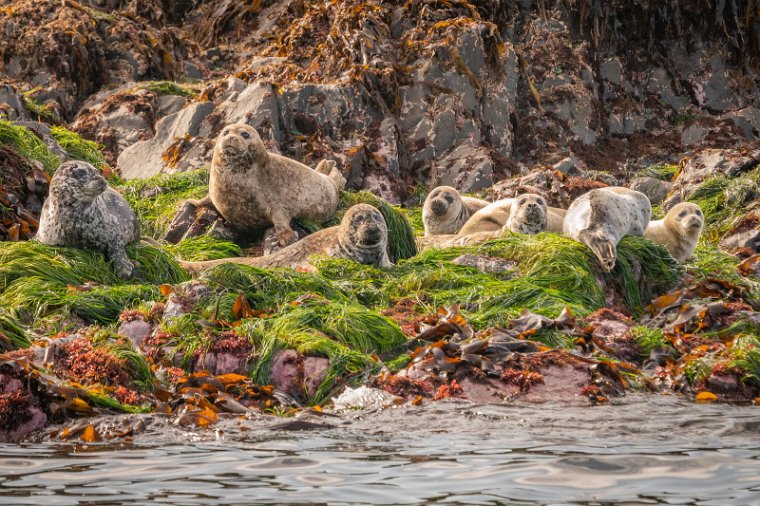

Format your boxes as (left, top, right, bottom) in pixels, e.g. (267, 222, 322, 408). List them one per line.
(1, 395, 759, 505)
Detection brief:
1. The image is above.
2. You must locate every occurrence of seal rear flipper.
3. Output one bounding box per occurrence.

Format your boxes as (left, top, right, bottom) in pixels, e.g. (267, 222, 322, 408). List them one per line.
(315, 159, 346, 191)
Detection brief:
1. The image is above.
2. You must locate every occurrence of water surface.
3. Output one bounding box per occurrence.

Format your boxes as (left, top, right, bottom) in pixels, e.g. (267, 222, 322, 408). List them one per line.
(1, 395, 759, 505)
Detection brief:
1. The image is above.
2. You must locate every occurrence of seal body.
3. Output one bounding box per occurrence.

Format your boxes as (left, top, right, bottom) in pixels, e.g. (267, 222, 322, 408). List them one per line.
(644, 202, 704, 262)
(209, 123, 346, 246)
(36, 161, 140, 278)
(563, 187, 651, 272)
(458, 194, 549, 236)
(182, 204, 390, 273)
(422, 186, 488, 236)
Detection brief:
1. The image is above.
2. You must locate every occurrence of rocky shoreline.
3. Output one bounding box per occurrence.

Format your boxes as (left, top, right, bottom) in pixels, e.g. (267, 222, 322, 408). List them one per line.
(1, 0, 759, 443)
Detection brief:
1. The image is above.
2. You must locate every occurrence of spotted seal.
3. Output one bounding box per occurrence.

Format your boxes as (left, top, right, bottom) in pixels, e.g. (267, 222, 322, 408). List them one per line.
(205, 123, 346, 247)
(644, 202, 704, 262)
(563, 187, 652, 272)
(458, 194, 550, 236)
(181, 204, 390, 273)
(422, 186, 489, 236)
(35, 161, 140, 278)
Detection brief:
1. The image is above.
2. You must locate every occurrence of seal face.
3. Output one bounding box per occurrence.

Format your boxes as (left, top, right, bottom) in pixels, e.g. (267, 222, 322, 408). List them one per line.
(506, 194, 548, 234)
(36, 161, 140, 278)
(563, 187, 652, 272)
(458, 194, 549, 236)
(644, 202, 704, 262)
(210, 123, 345, 247)
(181, 204, 391, 273)
(422, 186, 487, 236)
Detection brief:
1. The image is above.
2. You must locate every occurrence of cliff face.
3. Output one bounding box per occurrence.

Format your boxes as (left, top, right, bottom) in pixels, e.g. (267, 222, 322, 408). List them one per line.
(2, 0, 759, 201)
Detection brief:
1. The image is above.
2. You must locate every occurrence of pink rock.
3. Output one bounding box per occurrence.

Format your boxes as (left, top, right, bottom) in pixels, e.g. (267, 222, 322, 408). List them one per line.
(118, 319, 152, 348)
(303, 356, 329, 398)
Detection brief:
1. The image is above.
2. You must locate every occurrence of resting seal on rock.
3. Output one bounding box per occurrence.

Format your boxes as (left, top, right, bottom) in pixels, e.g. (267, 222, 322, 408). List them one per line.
(36, 161, 140, 279)
(422, 186, 489, 236)
(644, 202, 703, 262)
(206, 123, 346, 246)
(181, 204, 390, 273)
(563, 187, 651, 272)
(458, 194, 550, 236)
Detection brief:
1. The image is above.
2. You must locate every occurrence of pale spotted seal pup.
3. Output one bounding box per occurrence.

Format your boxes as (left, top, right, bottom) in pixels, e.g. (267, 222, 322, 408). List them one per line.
(422, 186, 489, 236)
(644, 202, 704, 262)
(563, 187, 652, 272)
(200, 123, 346, 247)
(458, 194, 550, 236)
(36, 161, 140, 279)
(181, 204, 390, 273)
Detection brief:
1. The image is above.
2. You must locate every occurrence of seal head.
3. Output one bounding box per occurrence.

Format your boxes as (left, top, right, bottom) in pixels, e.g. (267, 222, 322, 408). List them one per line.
(644, 202, 704, 262)
(339, 204, 390, 267)
(423, 186, 473, 236)
(36, 161, 140, 279)
(213, 123, 268, 173)
(506, 194, 548, 234)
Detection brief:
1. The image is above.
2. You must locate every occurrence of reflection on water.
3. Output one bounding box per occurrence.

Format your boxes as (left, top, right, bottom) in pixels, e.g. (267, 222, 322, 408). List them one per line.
(1, 395, 760, 505)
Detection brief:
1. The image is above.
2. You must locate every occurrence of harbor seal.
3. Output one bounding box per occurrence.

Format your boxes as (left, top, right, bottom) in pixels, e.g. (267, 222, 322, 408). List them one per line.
(208, 123, 346, 247)
(644, 202, 704, 262)
(181, 204, 390, 273)
(36, 161, 140, 279)
(563, 187, 652, 272)
(458, 194, 549, 236)
(422, 186, 489, 236)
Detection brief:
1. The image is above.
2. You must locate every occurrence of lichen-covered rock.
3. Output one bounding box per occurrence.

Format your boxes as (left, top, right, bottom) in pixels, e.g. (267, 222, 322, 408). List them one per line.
(664, 148, 760, 207)
(0, 0, 190, 118)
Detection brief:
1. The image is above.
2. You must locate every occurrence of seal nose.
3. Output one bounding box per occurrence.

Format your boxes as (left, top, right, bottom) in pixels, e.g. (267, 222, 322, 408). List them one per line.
(431, 199, 447, 215)
(685, 217, 702, 230)
(363, 225, 382, 243)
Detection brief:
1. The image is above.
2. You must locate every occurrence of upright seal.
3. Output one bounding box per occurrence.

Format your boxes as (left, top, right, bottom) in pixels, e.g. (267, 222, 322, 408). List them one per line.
(563, 187, 651, 272)
(181, 204, 390, 273)
(644, 202, 704, 262)
(207, 123, 346, 246)
(36, 161, 140, 278)
(422, 186, 488, 236)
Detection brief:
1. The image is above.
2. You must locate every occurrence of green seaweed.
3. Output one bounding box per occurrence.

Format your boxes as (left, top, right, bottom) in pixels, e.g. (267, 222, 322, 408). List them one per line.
(0, 119, 60, 172)
(730, 335, 760, 388)
(139, 81, 199, 98)
(118, 169, 210, 238)
(165, 236, 241, 261)
(631, 326, 668, 355)
(640, 163, 679, 182)
(201, 263, 350, 309)
(21, 90, 56, 123)
(0, 241, 186, 327)
(0, 312, 32, 351)
(50, 126, 106, 169)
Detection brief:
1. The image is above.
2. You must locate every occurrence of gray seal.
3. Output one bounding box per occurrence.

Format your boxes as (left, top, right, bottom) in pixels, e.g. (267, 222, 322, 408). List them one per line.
(36, 161, 140, 278)
(563, 187, 652, 272)
(422, 186, 488, 236)
(182, 204, 390, 273)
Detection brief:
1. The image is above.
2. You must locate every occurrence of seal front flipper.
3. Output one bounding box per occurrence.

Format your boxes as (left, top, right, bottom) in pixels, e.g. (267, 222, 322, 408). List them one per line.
(185, 195, 213, 209)
(109, 241, 135, 279)
(271, 208, 298, 246)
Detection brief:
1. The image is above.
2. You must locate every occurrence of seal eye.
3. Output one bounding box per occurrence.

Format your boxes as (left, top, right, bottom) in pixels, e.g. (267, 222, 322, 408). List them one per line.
(678, 210, 687, 218)
(445, 195, 454, 204)
(240, 131, 251, 139)
(519, 198, 526, 205)
(696, 209, 702, 216)
(222, 129, 229, 136)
